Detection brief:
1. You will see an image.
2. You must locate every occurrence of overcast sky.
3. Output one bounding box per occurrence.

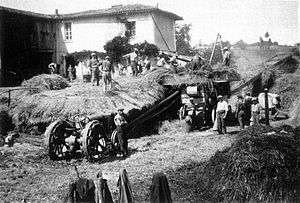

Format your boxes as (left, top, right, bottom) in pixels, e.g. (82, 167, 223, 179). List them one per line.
(0, 0, 299, 45)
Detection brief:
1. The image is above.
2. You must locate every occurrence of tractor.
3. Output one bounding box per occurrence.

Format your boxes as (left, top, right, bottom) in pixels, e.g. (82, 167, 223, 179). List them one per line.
(44, 114, 116, 161)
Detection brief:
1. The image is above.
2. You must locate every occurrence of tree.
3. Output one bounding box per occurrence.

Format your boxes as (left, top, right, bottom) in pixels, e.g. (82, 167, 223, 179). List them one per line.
(234, 40, 247, 50)
(175, 24, 195, 56)
(104, 36, 132, 62)
(132, 41, 159, 57)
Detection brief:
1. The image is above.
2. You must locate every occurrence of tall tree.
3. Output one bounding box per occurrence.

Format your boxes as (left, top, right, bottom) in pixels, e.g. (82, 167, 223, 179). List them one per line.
(175, 24, 195, 56)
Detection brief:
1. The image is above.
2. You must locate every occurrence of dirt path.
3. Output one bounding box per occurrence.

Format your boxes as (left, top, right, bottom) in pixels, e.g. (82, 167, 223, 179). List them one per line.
(0, 120, 238, 202)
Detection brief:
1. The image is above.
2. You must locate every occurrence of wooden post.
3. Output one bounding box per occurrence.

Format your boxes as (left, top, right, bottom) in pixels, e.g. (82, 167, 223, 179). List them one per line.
(8, 89, 11, 106)
(264, 88, 270, 126)
(209, 33, 219, 65)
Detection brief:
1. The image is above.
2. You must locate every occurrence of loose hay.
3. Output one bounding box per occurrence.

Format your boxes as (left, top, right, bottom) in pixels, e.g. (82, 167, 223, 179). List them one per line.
(205, 124, 300, 202)
(21, 74, 69, 92)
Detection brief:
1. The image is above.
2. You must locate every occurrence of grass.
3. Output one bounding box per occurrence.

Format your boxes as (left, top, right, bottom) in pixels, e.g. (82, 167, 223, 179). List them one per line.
(0, 120, 238, 202)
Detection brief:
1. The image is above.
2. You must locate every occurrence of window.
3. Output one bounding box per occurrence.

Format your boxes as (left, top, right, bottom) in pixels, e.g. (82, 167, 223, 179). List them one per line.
(64, 22, 72, 40)
(125, 21, 136, 37)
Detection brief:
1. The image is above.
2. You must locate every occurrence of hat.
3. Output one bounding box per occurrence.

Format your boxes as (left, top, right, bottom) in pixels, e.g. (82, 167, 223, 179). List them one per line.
(237, 95, 243, 99)
(117, 108, 124, 112)
(105, 56, 110, 60)
(252, 97, 258, 101)
(217, 95, 223, 99)
(223, 47, 228, 50)
(91, 53, 96, 56)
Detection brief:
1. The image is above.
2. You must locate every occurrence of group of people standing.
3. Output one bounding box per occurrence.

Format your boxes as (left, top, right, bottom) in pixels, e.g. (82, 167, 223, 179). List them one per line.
(88, 53, 113, 92)
(214, 93, 263, 135)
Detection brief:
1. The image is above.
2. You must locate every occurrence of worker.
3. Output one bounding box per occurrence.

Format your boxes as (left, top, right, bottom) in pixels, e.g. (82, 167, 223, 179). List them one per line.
(235, 95, 245, 131)
(114, 108, 128, 158)
(271, 95, 289, 120)
(88, 53, 101, 86)
(191, 53, 202, 71)
(251, 97, 261, 125)
(216, 95, 228, 134)
(150, 173, 172, 203)
(101, 56, 113, 92)
(222, 47, 231, 66)
(144, 56, 151, 71)
(117, 169, 134, 203)
(130, 48, 139, 76)
(48, 63, 56, 74)
(169, 55, 178, 73)
(244, 92, 252, 126)
(67, 64, 75, 82)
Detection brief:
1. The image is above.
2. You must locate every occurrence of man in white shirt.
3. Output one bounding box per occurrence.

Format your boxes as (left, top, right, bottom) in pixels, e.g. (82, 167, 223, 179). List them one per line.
(223, 47, 231, 66)
(216, 95, 228, 134)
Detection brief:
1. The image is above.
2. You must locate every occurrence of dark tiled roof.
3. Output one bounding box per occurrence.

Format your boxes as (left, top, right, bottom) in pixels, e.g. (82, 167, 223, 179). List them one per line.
(0, 4, 183, 21)
(58, 4, 183, 20)
(0, 6, 52, 19)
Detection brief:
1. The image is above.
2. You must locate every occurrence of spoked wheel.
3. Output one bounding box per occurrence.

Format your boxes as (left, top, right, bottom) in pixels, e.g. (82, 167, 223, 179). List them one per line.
(82, 120, 107, 161)
(111, 129, 120, 151)
(44, 121, 70, 160)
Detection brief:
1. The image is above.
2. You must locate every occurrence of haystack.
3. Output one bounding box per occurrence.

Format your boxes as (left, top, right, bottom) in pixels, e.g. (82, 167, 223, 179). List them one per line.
(10, 77, 163, 132)
(205, 124, 300, 202)
(21, 74, 69, 92)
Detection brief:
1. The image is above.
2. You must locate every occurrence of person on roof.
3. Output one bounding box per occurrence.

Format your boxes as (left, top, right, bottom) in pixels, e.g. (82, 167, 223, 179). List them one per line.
(101, 56, 113, 92)
(222, 47, 231, 66)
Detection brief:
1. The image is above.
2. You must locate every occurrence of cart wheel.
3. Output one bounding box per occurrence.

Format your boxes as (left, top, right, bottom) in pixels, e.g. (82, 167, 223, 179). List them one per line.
(111, 129, 119, 151)
(82, 120, 107, 161)
(44, 120, 70, 160)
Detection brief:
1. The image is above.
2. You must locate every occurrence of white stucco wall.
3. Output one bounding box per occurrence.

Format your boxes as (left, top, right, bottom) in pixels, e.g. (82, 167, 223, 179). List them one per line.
(56, 12, 157, 54)
(151, 12, 176, 52)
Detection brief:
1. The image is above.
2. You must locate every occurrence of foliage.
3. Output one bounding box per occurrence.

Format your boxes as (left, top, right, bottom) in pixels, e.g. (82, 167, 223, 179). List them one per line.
(234, 40, 248, 50)
(175, 24, 196, 56)
(104, 36, 132, 62)
(132, 41, 159, 57)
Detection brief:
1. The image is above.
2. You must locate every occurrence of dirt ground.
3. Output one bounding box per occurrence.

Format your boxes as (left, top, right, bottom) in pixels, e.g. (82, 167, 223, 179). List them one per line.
(0, 120, 238, 202)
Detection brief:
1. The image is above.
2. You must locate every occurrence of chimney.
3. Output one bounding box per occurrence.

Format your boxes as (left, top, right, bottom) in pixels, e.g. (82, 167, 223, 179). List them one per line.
(55, 9, 59, 15)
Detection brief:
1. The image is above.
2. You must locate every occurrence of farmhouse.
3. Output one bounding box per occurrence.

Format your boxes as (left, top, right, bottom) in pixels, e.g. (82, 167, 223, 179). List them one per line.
(0, 4, 182, 86)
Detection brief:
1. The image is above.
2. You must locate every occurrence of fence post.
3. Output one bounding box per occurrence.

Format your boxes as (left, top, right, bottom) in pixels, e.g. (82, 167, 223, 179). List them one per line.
(8, 89, 11, 107)
(264, 88, 270, 126)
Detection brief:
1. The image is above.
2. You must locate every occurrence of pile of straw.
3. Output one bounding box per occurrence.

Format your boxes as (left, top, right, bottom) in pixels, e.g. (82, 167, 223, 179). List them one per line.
(205, 124, 300, 202)
(21, 74, 69, 92)
(10, 77, 162, 132)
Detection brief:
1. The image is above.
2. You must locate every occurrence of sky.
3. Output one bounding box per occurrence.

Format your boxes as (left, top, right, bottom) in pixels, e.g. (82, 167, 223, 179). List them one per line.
(0, 0, 299, 45)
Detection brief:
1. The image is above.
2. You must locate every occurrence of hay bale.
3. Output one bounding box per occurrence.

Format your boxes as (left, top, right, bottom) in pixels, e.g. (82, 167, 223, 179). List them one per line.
(205, 124, 300, 202)
(21, 74, 69, 92)
(289, 96, 300, 127)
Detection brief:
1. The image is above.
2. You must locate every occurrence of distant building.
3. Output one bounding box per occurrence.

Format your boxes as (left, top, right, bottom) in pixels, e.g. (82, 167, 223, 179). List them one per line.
(0, 4, 182, 86)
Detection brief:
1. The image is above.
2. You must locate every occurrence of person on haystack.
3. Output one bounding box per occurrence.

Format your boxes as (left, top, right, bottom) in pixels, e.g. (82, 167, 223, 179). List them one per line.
(88, 53, 101, 86)
(114, 108, 128, 158)
(216, 95, 228, 134)
(222, 47, 231, 66)
(101, 56, 113, 92)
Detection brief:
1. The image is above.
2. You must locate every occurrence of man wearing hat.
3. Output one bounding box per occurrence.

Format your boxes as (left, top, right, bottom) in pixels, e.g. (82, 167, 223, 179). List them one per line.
(216, 95, 228, 134)
(88, 53, 101, 86)
(130, 48, 139, 76)
(251, 97, 261, 125)
(101, 56, 113, 92)
(222, 47, 231, 66)
(235, 95, 245, 130)
(114, 108, 128, 158)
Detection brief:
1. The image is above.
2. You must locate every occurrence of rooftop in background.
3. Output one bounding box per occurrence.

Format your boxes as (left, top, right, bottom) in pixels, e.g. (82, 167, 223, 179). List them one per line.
(0, 4, 183, 20)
